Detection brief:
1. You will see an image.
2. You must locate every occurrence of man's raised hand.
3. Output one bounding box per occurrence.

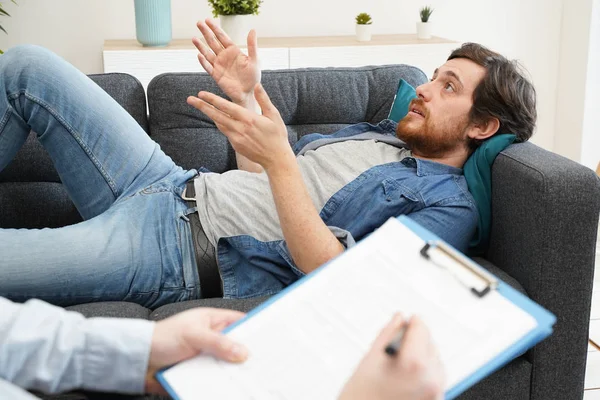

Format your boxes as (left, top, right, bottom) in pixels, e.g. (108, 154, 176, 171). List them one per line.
(193, 19, 261, 108)
(187, 83, 291, 171)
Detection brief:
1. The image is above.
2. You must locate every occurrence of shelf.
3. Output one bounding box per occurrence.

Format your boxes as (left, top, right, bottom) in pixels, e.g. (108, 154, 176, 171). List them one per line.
(104, 34, 457, 51)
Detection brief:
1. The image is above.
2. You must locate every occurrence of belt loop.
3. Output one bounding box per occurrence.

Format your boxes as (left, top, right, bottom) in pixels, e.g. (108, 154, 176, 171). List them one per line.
(182, 180, 197, 202)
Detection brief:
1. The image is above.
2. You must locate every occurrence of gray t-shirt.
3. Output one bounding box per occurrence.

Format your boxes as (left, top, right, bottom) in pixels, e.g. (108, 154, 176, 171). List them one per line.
(194, 139, 411, 246)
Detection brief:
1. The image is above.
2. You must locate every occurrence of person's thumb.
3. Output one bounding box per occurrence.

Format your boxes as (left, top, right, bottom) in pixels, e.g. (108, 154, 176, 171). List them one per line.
(253, 82, 280, 121)
(371, 312, 406, 349)
(186, 329, 249, 363)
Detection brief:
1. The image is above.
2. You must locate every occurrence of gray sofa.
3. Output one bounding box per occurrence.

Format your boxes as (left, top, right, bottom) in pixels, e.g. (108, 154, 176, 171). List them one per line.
(1, 65, 599, 400)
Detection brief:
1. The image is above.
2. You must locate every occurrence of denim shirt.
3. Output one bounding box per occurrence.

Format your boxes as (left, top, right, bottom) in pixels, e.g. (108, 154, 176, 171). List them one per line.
(216, 119, 478, 299)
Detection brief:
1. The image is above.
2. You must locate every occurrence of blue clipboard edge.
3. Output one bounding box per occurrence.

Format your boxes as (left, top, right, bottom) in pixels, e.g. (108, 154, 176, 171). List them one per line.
(399, 216, 556, 399)
(157, 216, 557, 400)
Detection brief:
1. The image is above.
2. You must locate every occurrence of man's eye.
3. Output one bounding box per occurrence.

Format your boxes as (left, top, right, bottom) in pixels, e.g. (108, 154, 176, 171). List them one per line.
(444, 83, 454, 92)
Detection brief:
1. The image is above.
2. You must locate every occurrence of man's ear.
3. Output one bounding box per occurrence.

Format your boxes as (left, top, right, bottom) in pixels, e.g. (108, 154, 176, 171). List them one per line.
(467, 117, 500, 141)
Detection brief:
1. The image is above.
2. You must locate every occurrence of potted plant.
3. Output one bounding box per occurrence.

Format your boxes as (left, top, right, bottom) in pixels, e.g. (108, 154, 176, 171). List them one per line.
(207, 0, 262, 46)
(134, 0, 172, 47)
(0, 0, 17, 54)
(355, 12, 372, 42)
(417, 6, 434, 39)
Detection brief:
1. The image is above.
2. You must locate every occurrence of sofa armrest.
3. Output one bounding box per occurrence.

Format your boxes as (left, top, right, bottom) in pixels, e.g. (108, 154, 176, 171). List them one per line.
(487, 141, 600, 400)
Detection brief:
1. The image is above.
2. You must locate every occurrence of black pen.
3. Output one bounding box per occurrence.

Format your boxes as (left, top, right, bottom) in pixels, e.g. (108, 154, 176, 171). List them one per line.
(384, 323, 408, 356)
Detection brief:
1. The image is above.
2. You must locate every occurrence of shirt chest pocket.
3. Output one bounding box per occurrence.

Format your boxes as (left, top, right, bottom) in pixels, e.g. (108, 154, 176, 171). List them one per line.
(381, 179, 421, 208)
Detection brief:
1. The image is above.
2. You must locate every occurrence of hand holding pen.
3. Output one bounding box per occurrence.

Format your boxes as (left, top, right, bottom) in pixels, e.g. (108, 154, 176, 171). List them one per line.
(338, 313, 446, 400)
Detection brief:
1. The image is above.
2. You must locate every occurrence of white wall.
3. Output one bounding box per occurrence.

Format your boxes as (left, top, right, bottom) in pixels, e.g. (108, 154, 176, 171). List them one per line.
(0, 0, 563, 152)
(581, 0, 600, 171)
(553, 0, 595, 165)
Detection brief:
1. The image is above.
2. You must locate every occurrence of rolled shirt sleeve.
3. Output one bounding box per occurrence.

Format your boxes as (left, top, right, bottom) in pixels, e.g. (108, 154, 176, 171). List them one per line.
(0, 297, 155, 395)
(279, 225, 357, 278)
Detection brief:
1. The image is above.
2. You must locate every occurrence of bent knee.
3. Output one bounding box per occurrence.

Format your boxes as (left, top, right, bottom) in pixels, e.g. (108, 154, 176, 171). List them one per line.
(0, 44, 62, 79)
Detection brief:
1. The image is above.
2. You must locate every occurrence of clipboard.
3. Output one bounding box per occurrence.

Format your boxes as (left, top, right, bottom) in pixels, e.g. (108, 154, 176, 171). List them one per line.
(157, 215, 556, 400)
(400, 216, 556, 399)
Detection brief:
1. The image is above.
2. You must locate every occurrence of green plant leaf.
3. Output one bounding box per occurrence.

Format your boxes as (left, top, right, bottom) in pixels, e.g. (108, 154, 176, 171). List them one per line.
(355, 12, 372, 25)
(0, 0, 16, 36)
(419, 6, 433, 23)
(207, 0, 262, 17)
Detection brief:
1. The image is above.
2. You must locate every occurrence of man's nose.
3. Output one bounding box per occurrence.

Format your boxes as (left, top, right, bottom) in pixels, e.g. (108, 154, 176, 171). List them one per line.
(415, 82, 432, 101)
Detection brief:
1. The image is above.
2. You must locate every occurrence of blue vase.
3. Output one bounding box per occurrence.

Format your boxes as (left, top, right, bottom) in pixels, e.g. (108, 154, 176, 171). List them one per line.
(134, 0, 172, 47)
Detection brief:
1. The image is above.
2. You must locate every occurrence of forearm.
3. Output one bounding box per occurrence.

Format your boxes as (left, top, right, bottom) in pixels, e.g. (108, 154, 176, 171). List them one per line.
(235, 94, 264, 173)
(0, 297, 154, 395)
(265, 151, 345, 274)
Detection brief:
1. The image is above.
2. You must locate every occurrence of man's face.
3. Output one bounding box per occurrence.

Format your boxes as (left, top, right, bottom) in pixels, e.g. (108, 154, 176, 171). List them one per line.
(396, 58, 487, 157)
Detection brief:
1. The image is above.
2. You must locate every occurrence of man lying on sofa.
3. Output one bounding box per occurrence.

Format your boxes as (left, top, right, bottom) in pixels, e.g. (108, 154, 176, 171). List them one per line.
(0, 20, 536, 308)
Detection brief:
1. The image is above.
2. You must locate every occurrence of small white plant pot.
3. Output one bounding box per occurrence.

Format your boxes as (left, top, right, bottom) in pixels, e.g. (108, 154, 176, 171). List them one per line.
(355, 24, 372, 42)
(417, 22, 432, 39)
(220, 15, 254, 46)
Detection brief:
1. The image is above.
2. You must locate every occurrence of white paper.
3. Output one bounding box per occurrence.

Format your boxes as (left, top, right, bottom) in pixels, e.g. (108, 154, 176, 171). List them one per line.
(161, 218, 538, 399)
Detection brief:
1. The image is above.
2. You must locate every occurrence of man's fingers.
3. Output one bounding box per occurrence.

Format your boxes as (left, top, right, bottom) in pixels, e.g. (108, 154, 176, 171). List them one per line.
(206, 18, 235, 48)
(187, 95, 240, 132)
(247, 29, 258, 61)
(192, 36, 216, 64)
(197, 52, 214, 75)
(197, 19, 224, 55)
(253, 83, 281, 121)
(187, 330, 249, 363)
(197, 91, 249, 121)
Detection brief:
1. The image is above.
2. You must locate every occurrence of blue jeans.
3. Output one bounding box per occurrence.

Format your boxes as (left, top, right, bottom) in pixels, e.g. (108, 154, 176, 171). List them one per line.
(0, 45, 201, 309)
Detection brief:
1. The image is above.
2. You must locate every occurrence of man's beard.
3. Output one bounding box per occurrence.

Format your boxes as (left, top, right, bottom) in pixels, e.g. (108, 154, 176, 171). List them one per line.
(396, 100, 470, 158)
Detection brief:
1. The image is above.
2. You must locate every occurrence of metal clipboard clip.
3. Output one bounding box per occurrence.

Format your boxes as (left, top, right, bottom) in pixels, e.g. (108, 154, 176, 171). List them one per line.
(420, 241, 499, 298)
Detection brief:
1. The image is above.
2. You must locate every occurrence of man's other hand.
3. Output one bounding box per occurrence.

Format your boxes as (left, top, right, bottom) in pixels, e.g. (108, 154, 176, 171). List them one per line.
(187, 83, 292, 171)
(144, 308, 248, 394)
(338, 313, 446, 400)
(193, 18, 261, 108)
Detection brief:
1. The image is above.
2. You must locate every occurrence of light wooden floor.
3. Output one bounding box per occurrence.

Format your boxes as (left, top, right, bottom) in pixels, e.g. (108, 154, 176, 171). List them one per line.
(584, 227, 600, 398)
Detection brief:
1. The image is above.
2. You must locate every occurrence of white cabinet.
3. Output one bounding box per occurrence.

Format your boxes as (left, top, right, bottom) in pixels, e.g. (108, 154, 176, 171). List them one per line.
(103, 35, 459, 92)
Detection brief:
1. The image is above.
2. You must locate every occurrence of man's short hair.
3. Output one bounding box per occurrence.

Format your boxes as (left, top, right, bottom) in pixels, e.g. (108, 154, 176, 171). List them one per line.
(448, 43, 537, 148)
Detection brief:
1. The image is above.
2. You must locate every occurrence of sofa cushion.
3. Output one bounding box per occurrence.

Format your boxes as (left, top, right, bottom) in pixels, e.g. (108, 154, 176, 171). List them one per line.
(87, 73, 149, 133)
(0, 182, 81, 228)
(0, 134, 59, 183)
(460, 356, 531, 399)
(146, 65, 428, 173)
(149, 296, 271, 320)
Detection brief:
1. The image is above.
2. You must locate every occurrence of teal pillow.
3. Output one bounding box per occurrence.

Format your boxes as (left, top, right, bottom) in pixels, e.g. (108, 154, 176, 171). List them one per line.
(388, 79, 418, 121)
(387, 79, 516, 255)
(463, 134, 515, 255)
